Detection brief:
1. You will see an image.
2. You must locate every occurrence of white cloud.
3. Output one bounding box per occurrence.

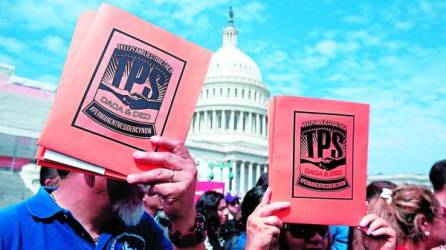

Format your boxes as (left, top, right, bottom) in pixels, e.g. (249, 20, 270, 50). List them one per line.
(346, 30, 382, 46)
(41, 35, 66, 54)
(267, 76, 304, 96)
(382, 41, 406, 51)
(263, 50, 288, 69)
(341, 15, 368, 25)
(0, 37, 27, 54)
(418, 1, 433, 14)
(244, 41, 269, 55)
(300, 54, 330, 71)
(0, 53, 19, 66)
(316, 40, 337, 57)
(146, 0, 230, 28)
(337, 41, 361, 53)
(3, 0, 94, 31)
(237, 2, 266, 23)
(394, 21, 414, 30)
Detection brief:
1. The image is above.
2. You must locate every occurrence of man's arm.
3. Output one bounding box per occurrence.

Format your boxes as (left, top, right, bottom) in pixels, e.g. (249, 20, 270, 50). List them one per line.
(127, 136, 205, 250)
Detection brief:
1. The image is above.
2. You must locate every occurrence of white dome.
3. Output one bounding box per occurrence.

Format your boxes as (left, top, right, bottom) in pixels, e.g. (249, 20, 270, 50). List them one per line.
(206, 45, 263, 84)
(188, 8, 269, 146)
(204, 20, 264, 86)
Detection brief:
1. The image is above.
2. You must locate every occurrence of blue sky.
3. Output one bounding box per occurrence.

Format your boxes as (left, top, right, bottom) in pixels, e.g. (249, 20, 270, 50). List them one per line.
(0, 0, 445, 175)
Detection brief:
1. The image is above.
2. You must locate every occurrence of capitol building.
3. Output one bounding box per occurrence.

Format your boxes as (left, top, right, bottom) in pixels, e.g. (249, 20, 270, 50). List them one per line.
(186, 9, 269, 195)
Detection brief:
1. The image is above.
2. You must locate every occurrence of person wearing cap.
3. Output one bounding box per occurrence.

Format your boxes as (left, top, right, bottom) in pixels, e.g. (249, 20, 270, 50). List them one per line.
(225, 192, 241, 221)
(221, 192, 242, 243)
(0, 136, 206, 250)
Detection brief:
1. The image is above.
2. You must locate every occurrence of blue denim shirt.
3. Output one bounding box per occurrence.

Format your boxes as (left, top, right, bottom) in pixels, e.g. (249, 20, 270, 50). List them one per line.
(0, 187, 172, 250)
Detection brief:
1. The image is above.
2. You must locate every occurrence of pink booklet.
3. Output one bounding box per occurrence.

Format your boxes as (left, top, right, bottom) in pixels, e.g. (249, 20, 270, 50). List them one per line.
(37, 4, 212, 179)
(269, 96, 369, 226)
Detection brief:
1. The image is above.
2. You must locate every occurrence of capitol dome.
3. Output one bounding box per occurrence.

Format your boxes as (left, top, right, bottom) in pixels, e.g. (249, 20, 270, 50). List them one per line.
(188, 7, 269, 146)
(206, 32, 263, 85)
(186, 7, 270, 195)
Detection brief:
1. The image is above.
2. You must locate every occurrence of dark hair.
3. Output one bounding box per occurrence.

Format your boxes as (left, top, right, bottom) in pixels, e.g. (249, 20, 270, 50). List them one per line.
(57, 169, 70, 179)
(196, 191, 225, 249)
(240, 184, 267, 230)
(429, 159, 446, 191)
(255, 172, 268, 187)
(39, 167, 59, 186)
(366, 180, 397, 201)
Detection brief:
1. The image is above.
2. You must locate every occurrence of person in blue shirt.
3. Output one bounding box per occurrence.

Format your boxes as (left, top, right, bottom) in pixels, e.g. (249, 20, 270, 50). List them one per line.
(0, 136, 206, 250)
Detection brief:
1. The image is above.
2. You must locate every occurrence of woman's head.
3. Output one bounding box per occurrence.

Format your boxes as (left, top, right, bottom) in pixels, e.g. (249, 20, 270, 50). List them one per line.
(366, 180, 397, 202)
(196, 191, 227, 231)
(368, 185, 446, 248)
(240, 184, 267, 230)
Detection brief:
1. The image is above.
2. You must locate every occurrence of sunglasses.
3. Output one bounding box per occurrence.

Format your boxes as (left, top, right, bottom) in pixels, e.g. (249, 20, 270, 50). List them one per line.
(283, 224, 328, 239)
(229, 200, 240, 206)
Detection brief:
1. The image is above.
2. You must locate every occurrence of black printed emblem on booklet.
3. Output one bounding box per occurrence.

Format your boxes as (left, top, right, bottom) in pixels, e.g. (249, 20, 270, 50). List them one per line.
(293, 112, 354, 200)
(73, 29, 185, 148)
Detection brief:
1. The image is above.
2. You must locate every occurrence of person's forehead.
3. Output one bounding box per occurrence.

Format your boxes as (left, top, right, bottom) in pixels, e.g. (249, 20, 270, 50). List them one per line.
(218, 199, 227, 207)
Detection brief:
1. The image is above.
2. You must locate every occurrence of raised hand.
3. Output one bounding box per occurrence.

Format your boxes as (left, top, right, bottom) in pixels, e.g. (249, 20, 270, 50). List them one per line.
(245, 187, 290, 250)
(127, 136, 197, 234)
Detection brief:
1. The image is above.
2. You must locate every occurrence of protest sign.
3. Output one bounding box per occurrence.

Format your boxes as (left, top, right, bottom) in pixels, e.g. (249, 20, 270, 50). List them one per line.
(269, 96, 369, 226)
(36, 4, 212, 179)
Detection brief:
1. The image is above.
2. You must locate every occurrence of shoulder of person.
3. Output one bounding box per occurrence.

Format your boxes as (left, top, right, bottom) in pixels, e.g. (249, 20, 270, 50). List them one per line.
(0, 199, 29, 224)
(0, 200, 31, 249)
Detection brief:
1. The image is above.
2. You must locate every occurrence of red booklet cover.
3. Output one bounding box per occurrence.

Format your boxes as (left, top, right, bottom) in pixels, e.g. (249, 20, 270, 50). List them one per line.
(36, 4, 212, 179)
(269, 96, 369, 226)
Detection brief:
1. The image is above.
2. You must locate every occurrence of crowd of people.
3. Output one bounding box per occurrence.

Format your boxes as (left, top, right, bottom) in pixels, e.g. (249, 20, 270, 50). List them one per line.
(0, 137, 445, 250)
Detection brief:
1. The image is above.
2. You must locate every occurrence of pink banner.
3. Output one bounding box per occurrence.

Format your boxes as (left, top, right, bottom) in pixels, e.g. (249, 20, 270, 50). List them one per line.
(194, 181, 225, 204)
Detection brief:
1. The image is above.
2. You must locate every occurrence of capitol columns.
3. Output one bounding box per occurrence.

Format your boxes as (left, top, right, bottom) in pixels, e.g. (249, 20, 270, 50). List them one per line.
(248, 112, 252, 134)
(212, 110, 217, 131)
(195, 112, 200, 132)
(256, 163, 261, 183)
(262, 115, 267, 137)
(221, 110, 226, 131)
(230, 160, 236, 192)
(238, 111, 244, 132)
(256, 113, 261, 135)
(223, 161, 230, 188)
(240, 161, 246, 194)
(204, 110, 208, 131)
(230, 110, 235, 131)
(248, 161, 253, 189)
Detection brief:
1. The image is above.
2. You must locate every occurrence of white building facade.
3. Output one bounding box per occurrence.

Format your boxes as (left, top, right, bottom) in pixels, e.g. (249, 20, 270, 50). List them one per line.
(186, 9, 269, 196)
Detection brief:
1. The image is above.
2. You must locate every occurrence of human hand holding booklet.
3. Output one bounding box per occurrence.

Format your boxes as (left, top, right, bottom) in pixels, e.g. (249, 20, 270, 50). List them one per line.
(36, 4, 212, 179)
(268, 96, 369, 226)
